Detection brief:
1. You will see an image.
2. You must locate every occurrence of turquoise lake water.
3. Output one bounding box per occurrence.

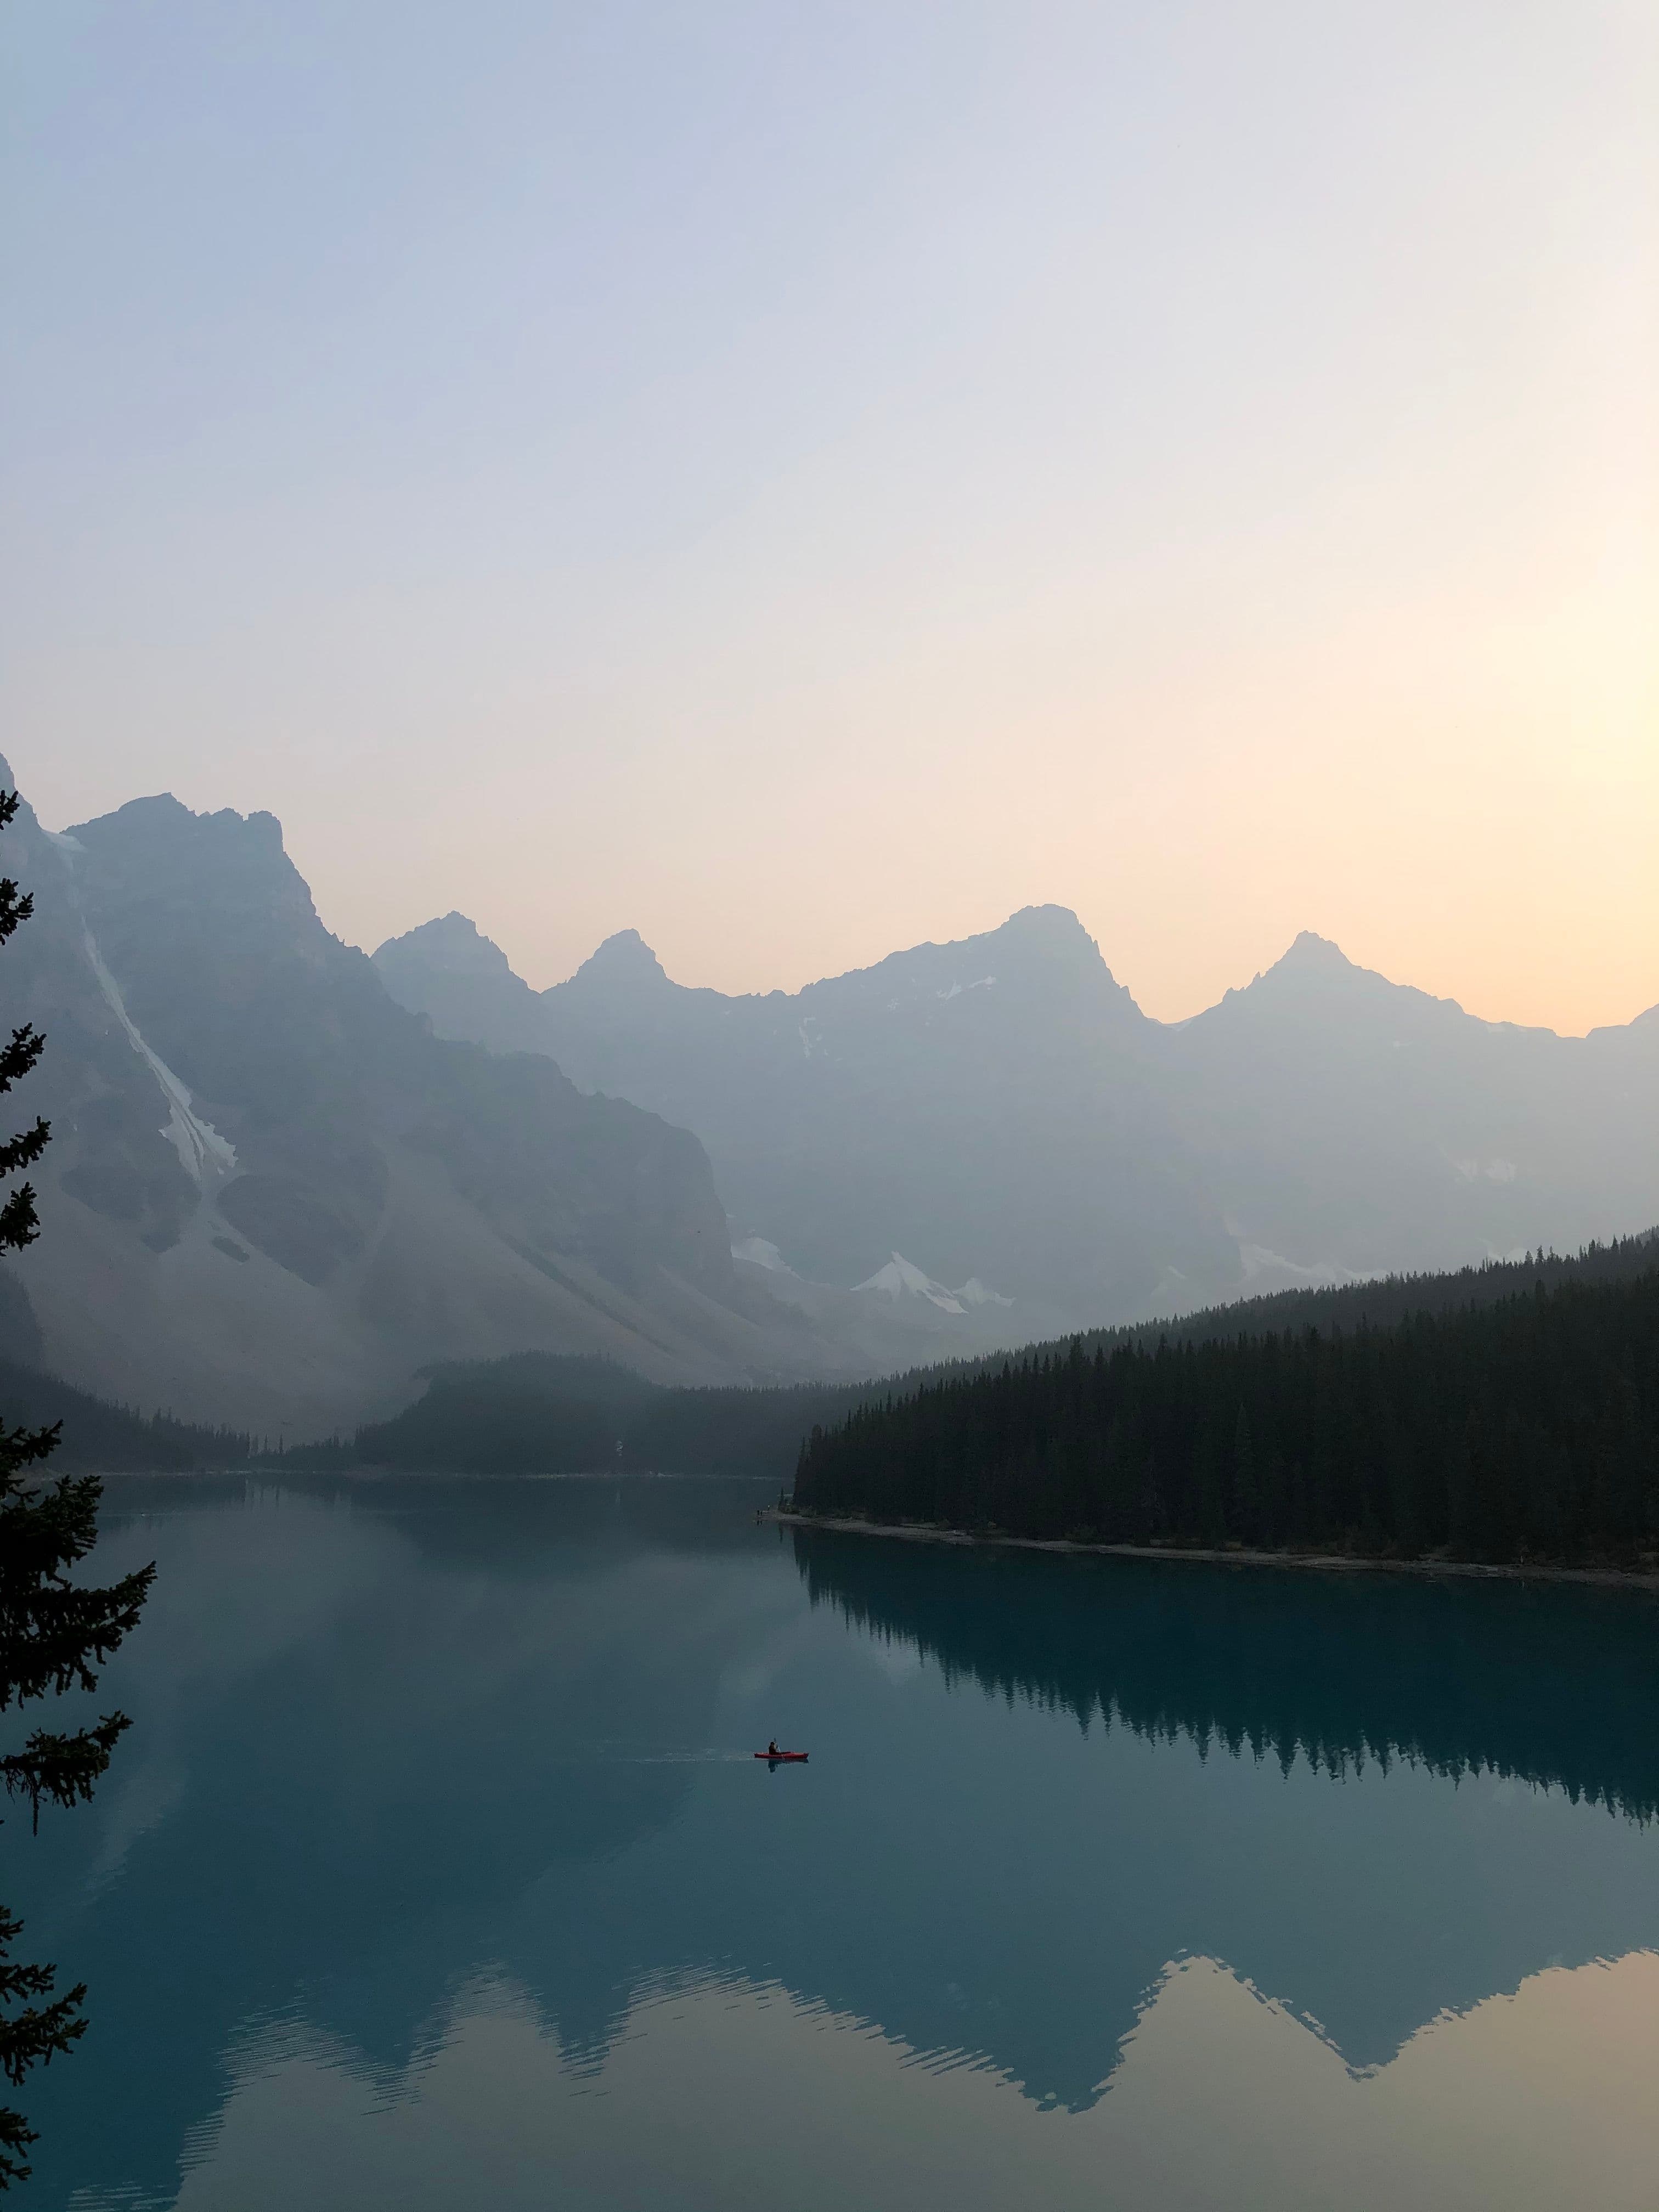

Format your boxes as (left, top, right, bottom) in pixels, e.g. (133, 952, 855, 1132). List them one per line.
(15, 1473, 1659, 2209)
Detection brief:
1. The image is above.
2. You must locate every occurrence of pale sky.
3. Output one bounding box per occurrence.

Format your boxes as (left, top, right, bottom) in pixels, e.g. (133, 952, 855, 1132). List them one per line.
(3, 2, 1655, 1032)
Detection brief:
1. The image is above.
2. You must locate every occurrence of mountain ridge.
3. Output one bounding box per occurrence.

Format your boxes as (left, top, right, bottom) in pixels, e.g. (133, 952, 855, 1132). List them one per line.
(7, 753, 1655, 1429)
(376, 901, 1659, 1323)
(397, 907, 1657, 1041)
(5, 765, 1017, 1428)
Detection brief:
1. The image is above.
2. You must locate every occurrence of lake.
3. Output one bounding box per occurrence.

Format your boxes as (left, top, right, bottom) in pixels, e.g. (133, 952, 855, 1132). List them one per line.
(16, 1472, 1659, 2209)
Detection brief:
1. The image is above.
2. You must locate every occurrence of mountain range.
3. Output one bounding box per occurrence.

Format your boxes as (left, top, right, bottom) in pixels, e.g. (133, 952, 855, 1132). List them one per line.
(0, 768, 926, 1434)
(377, 903, 1659, 1327)
(2, 759, 1655, 1432)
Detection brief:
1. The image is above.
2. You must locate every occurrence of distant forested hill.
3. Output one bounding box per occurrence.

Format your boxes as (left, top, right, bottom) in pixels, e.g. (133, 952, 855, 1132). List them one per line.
(793, 1243, 1659, 1568)
(326, 1233, 1659, 1496)
(343, 1353, 901, 1479)
(1070, 1231, 1659, 1357)
(28, 1233, 1656, 1516)
(0, 1356, 251, 1471)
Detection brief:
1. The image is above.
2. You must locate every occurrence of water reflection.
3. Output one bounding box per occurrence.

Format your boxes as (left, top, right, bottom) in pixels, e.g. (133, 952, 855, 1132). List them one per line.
(15, 1478, 1659, 2210)
(167, 1954, 1659, 2212)
(794, 1528, 1659, 1819)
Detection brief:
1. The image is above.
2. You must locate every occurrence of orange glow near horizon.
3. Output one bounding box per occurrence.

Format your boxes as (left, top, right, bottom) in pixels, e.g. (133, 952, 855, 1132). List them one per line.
(4, 3, 1655, 1037)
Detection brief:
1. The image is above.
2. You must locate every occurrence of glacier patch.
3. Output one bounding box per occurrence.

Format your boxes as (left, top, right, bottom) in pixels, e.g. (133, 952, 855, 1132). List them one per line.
(83, 928, 238, 1191)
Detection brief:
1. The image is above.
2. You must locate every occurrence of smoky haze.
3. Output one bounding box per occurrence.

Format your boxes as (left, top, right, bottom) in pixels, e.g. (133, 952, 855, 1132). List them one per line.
(3, 759, 1654, 1434)
(2, 1, 1655, 1035)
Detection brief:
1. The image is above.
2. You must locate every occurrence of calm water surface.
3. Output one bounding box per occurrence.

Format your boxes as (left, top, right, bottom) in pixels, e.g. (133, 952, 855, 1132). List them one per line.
(18, 1474, 1659, 2209)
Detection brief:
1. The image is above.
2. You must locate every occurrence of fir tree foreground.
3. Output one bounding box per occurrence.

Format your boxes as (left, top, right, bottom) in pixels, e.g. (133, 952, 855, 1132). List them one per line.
(0, 791, 154, 2186)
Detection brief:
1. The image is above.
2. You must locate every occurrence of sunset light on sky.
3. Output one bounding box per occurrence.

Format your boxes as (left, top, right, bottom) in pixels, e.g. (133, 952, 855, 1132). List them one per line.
(3, 1, 1654, 1031)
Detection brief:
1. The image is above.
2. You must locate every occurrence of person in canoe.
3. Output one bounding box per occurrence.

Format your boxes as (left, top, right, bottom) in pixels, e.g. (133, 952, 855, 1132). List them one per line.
(767, 1739, 779, 1758)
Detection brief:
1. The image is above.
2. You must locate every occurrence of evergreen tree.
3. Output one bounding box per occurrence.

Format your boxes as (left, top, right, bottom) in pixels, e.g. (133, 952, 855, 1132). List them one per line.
(0, 791, 154, 2186)
(1231, 1403, 1259, 1544)
(794, 1234, 1659, 1571)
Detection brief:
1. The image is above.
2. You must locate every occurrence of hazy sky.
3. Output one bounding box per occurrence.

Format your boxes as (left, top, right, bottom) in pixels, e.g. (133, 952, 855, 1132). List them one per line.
(3, 2, 1655, 1031)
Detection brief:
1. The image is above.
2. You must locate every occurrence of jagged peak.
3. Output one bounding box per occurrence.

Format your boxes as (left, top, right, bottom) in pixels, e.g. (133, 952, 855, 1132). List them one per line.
(1205, 930, 1481, 1026)
(841, 902, 1131, 1000)
(1216, 931, 1366, 1003)
(69, 791, 288, 861)
(375, 911, 514, 979)
(998, 903, 1098, 947)
(959, 904, 1108, 972)
(571, 928, 670, 990)
(1276, 930, 1356, 972)
(855, 1252, 966, 1313)
(966, 904, 1141, 1008)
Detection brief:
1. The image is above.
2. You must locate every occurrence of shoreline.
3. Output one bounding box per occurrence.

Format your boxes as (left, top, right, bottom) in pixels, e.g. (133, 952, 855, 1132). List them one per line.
(768, 1511, 1659, 1594)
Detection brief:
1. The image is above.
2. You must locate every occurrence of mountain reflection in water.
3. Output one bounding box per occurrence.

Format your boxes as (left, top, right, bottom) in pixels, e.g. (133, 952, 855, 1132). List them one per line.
(16, 1475, 1659, 2211)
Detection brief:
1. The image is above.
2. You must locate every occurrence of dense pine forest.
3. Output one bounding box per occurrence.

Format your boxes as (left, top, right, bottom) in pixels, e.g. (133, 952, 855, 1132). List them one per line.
(0, 1356, 253, 1471)
(793, 1248, 1659, 1567)
(18, 1234, 1658, 1515)
(1039, 1232, 1659, 1360)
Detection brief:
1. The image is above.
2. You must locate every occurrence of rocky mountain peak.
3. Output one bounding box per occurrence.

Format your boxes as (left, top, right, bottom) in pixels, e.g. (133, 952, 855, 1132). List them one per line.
(65, 793, 316, 939)
(571, 929, 670, 991)
(1218, 931, 1367, 1006)
(1279, 930, 1355, 971)
(970, 904, 1142, 1016)
(376, 912, 512, 979)
(996, 904, 1102, 957)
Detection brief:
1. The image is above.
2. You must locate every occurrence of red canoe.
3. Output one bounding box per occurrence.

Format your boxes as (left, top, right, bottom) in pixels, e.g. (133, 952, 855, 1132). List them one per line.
(755, 1750, 809, 1762)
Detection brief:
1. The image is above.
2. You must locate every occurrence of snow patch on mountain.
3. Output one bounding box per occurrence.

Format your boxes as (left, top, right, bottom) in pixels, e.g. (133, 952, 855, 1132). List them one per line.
(1237, 1243, 1365, 1289)
(955, 1276, 1013, 1308)
(1451, 1156, 1519, 1184)
(855, 1253, 967, 1314)
(83, 927, 238, 1190)
(731, 1235, 796, 1275)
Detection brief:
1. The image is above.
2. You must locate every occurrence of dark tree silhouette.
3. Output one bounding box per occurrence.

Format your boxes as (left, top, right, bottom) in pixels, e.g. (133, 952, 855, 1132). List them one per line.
(0, 789, 154, 2185)
(795, 1244, 1659, 1570)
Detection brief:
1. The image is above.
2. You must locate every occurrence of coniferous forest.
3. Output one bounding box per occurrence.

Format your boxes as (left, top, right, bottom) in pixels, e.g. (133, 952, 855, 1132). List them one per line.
(793, 1249, 1659, 1568)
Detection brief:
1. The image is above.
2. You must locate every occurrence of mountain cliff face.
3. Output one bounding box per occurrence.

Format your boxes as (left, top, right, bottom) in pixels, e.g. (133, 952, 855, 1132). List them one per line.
(377, 912, 1659, 1327)
(0, 769, 826, 1430)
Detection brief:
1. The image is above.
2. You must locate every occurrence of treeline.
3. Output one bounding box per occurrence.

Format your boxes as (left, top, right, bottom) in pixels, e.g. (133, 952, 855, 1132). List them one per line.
(334, 1237, 1658, 1478)
(16, 1231, 1657, 1494)
(793, 1260, 1659, 1567)
(0, 1356, 254, 1471)
(340, 1352, 898, 1476)
(1059, 1231, 1659, 1361)
(793, 1531, 1659, 1824)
